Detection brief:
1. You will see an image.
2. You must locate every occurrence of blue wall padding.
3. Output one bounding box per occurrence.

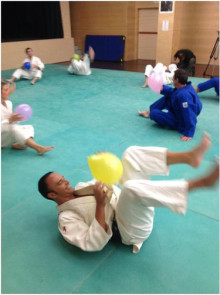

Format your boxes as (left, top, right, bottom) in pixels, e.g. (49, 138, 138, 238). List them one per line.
(85, 35, 126, 62)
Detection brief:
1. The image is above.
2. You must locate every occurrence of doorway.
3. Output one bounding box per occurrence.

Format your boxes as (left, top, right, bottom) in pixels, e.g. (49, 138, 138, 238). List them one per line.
(138, 8, 159, 60)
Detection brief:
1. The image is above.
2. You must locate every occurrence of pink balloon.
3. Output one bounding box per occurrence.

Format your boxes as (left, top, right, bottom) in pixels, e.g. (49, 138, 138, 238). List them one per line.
(148, 72, 163, 94)
(14, 104, 33, 122)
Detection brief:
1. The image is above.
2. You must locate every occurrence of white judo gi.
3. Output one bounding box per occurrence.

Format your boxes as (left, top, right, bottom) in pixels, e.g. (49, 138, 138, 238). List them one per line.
(67, 54, 92, 76)
(1, 100, 34, 147)
(145, 63, 177, 85)
(57, 146, 188, 254)
(12, 56, 44, 80)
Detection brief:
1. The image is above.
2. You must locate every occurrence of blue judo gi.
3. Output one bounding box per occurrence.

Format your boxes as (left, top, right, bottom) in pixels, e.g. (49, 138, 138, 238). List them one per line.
(149, 82, 202, 138)
(197, 77, 219, 96)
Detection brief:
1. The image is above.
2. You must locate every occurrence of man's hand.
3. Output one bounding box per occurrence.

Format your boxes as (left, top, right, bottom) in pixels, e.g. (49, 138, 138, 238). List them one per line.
(9, 113, 23, 123)
(31, 64, 39, 70)
(94, 182, 108, 207)
(181, 135, 192, 141)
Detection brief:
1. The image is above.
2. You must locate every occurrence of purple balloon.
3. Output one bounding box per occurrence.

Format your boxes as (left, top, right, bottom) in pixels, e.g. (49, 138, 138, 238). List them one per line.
(148, 72, 163, 94)
(14, 104, 33, 122)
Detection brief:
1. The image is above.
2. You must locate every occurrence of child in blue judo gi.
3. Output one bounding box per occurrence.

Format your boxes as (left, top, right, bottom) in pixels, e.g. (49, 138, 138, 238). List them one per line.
(138, 69, 202, 141)
(194, 77, 219, 97)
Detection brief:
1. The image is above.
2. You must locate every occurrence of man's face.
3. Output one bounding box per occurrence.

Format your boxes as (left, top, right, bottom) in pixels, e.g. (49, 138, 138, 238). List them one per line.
(26, 49, 33, 58)
(46, 173, 74, 198)
(1, 84, 10, 100)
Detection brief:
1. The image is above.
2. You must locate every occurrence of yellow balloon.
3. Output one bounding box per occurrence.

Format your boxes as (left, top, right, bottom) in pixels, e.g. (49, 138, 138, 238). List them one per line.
(88, 152, 123, 184)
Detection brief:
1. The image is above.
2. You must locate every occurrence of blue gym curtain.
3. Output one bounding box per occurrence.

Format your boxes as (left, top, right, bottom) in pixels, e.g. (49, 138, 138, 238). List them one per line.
(1, 1, 63, 42)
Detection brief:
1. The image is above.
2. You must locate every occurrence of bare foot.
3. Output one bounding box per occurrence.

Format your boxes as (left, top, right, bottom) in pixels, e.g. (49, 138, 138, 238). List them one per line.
(201, 161, 219, 187)
(88, 46, 95, 61)
(181, 135, 192, 141)
(37, 145, 55, 155)
(188, 161, 219, 191)
(194, 86, 199, 93)
(12, 143, 27, 150)
(141, 83, 148, 88)
(30, 79, 36, 85)
(138, 110, 150, 118)
(188, 132, 211, 168)
(30, 78, 39, 85)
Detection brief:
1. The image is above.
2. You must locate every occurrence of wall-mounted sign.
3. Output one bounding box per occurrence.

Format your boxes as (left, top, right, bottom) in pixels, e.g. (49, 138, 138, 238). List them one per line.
(160, 1, 174, 13)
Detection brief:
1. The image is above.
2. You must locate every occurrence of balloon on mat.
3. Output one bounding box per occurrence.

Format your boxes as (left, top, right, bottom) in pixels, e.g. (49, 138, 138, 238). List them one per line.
(72, 54, 80, 61)
(24, 62, 31, 70)
(88, 152, 123, 185)
(148, 72, 163, 94)
(14, 104, 33, 122)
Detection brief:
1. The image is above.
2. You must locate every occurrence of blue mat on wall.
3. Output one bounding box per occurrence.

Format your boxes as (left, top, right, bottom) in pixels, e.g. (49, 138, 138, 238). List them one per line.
(85, 35, 125, 62)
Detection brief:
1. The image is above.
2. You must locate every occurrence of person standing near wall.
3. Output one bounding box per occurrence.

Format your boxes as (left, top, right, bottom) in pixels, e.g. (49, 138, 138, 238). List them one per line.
(174, 49, 196, 76)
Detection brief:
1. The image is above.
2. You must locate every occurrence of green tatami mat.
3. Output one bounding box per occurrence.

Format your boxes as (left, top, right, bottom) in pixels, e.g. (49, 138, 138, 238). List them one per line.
(1, 65, 219, 294)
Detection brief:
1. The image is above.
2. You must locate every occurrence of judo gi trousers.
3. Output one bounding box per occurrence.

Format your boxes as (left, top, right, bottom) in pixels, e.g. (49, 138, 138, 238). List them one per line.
(68, 54, 91, 75)
(1, 124, 34, 147)
(149, 97, 178, 130)
(116, 146, 188, 252)
(197, 77, 219, 96)
(12, 68, 42, 80)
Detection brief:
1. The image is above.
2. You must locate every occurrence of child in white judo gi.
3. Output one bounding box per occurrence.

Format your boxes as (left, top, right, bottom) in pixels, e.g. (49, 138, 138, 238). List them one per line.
(7, 48, 44, 85)
(1, 80, 54, 154)
(68, 46, 95, 76)
(38, 133, 219, 253)
(142, 63, 177, 88)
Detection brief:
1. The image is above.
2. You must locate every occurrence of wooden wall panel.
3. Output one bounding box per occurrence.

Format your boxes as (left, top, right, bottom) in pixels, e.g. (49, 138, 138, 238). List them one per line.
(172, 1, 219, 64)
(70, 1, 129, 58)
(156, 12, 175, 65)
(138, 34, 157, 60)
(70, 1, 219, 64)
(138, 9, 158, 32)
(70, 1, 158, 61)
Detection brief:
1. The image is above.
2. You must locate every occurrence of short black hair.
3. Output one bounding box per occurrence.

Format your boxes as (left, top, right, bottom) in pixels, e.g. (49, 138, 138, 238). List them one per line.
(38, 172, 54, 200)
(174, 69, 188, 85)
(25, 47, 32, 53)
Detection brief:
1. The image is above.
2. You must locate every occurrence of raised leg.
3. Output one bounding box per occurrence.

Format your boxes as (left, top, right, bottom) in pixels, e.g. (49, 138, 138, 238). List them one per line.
(167, 132, 211, 167)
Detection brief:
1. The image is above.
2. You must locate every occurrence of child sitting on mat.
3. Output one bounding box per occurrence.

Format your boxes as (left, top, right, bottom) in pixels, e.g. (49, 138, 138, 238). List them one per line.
(1, 80, 54, 155)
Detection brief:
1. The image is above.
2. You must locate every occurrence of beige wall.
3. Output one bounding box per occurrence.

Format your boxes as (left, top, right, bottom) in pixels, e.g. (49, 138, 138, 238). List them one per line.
(1, 2, 74, 70)
(172, 1, 219, 64)
(70, 1, 132, 60)
(70, 1, 219, 65)
(156, 7, 175, 65)
(3, 1, 218, 69)
(70, 1, 159, 61)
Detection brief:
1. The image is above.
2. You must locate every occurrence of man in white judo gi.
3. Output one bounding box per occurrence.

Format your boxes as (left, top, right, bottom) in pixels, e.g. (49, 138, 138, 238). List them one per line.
(38, 133, 219, 253)
(142, 63, 177, 88)
(68, 46, 95, 76)
(7, 48, 44, 85)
